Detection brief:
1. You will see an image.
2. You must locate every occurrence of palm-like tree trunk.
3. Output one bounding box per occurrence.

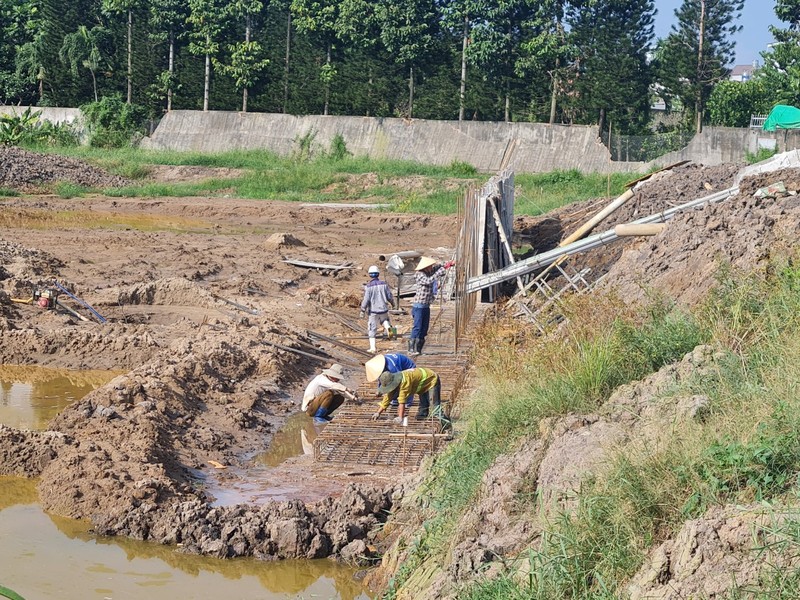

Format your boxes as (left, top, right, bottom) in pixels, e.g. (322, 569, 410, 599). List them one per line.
(127, 9, 133, 103)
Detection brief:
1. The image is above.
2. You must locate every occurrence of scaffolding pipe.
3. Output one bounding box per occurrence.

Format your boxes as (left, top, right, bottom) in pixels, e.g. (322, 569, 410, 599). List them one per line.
(467, 186, 738, 293)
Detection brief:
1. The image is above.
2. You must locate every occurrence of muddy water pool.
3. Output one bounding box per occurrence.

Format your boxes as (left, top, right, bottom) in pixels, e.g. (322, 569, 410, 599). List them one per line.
(0, 365, 120, 429)
(0, 369, 373, 600)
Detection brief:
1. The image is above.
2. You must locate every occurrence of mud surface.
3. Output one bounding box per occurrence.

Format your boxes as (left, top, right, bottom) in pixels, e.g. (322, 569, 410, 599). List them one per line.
(4, 148, 799, 582)
(0, 153, 458, 562)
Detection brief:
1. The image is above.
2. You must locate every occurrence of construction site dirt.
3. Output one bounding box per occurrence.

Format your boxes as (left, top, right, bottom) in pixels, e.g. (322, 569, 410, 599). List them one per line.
(3, 151, 800, 576)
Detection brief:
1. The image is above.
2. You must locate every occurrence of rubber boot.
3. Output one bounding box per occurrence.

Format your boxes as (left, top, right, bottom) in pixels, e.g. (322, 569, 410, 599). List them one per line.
(313, 407, 332, 424)
(408, 337, 419, 356)
(383, 320, 392, 339)
(416, 394, 429, 419)
(369, 337, 377, 353)
(417, 337, 426, 355)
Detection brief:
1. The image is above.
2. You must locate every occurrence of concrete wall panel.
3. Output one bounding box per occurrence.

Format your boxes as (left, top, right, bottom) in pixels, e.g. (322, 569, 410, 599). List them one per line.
(140, 110, 646, 174)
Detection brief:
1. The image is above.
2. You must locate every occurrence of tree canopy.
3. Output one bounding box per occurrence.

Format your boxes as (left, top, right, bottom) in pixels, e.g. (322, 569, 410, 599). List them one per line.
(0, 0, 756, 136)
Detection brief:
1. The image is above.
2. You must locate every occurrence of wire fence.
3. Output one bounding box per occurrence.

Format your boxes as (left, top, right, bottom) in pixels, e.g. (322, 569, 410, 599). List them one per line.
(600, 130, 695, 162)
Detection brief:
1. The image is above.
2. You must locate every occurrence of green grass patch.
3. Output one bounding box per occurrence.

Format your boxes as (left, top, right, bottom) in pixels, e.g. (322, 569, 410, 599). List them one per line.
(392, 189, 465, 214)
(0, 187, 20, 197)
(103, 179, 238, 198)
(515, 170, 631, 216)
(54, 182, 89, 198)
(385, 296, 704, 598)
(22, 145, 633, 215)
(459, 259, 800, 600)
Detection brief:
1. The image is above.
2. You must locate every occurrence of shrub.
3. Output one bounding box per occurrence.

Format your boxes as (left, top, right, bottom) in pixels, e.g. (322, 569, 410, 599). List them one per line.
(292, 129, 317, 162)
(745, 146, 778, 165)
(81, 96, 146, 148)
(327, 133, 350, 161)
(447, 160, 478, 176)
(0, 108, 79, 147)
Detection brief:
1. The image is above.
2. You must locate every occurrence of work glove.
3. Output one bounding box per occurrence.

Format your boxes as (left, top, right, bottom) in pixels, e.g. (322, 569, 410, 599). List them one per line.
(444, 260, 455, 269)
(371, 412, 381, 421)
(359, 310, 365, 319)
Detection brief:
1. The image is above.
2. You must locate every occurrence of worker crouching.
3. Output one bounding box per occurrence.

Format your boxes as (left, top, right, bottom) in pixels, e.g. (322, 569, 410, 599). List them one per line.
(302, 363, 358, 424)
(371, 367, 449, 425)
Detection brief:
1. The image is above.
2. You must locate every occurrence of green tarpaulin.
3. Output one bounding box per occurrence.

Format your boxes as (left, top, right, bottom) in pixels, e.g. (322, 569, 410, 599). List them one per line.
(762, 105, 800, 131)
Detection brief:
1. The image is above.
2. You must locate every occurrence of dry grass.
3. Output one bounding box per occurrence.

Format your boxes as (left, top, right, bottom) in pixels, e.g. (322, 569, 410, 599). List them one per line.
(0, 207, 234, 233)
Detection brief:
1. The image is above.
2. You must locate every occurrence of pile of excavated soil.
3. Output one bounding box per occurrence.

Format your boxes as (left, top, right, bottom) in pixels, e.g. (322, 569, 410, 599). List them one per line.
(602, 168, 800, 306)
(511, 162, 749, 288)
(0, 146, 129, 191)
(607, 162, 743, 226)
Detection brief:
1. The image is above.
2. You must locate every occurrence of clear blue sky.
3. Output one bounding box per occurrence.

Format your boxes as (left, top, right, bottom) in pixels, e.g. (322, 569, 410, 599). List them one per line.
(654, 0, 781, 66)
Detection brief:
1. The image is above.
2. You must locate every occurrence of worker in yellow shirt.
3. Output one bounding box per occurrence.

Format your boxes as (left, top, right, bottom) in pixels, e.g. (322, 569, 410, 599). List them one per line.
(371, 367, 447, 423)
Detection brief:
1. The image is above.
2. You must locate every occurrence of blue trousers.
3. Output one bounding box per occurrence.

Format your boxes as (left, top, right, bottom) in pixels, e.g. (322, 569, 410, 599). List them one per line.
(411, 304, 431, 341)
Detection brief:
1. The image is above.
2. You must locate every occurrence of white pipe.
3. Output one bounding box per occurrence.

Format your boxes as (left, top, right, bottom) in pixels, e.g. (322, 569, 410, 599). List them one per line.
(466, 186, 738, 293)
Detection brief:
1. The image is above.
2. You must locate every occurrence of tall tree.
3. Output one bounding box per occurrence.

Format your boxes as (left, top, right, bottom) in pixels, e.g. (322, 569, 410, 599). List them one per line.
(60, 25, 107, 102)
(440, 0, 486, 122)
(516, 0, 575, 124)
(374, 0, 438, 118)
(0, 0, 39, 102)
(187, 0, 226, 111)
(290, 0, 342, 115)
(220, 0, 270, 112)
(758, 0, 800, 108)
(102, 0, 141, 104)
(150, 0, 189, 111)
(657, 0, 744, 133)
(468, 0, 536, 122)
(568, 0, 655, 134)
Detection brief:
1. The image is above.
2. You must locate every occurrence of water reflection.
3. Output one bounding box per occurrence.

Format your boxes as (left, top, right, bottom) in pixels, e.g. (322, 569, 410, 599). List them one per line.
(0, 477, 372, 600)
(0, 365, 120, 429)
(255, 411, 325, 467)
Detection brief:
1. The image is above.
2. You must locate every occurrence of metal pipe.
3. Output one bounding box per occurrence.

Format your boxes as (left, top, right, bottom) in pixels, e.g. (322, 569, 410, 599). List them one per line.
(467, 186, 738, 293)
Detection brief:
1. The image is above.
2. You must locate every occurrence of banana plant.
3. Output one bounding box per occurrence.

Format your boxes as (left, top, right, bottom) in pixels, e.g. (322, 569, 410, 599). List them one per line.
(0, 584, 26, 600)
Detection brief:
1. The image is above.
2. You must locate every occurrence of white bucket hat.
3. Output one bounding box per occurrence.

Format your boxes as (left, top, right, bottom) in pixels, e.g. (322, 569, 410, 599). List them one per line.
(368, 265, 380, 275)
(365, 354, 386, 382)
(322, 363, 345, 379)
(415, 256, 437, 271)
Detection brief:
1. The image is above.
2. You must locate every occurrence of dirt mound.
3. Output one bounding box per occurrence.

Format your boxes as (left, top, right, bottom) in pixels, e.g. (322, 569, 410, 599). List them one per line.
(737, 167, 800, 197)
(603, 171, 800, 306)
(629, 503, 800, 599)
(607, 163, 742, 227)
(0, 146, 129, 191)
(0, 239, 64, 282)
(147, 164, 245, 183)
(0, 318, 396, 561)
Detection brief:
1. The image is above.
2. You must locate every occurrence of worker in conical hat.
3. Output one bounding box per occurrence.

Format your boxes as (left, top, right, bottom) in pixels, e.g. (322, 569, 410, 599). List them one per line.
(365, 352, 416, 407)
(409, 256, 455, 356)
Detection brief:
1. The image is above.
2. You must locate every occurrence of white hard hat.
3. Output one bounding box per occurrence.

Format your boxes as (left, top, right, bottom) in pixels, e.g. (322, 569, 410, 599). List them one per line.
(368, 265, 380, 275)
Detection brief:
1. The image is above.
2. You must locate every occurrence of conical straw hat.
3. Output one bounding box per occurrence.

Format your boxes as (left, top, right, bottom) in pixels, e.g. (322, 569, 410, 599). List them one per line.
(365, 354, 386, 382)
(415, 256, 437, 271)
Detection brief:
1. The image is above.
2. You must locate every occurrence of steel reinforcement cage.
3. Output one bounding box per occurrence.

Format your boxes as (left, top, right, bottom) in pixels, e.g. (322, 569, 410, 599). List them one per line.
(453, 169, 515, 350)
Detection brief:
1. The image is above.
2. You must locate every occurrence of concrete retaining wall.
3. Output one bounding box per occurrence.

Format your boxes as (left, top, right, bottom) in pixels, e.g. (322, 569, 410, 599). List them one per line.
(140, 110, 646, 174)
(653, 127, 800, 167)
(12, 105, 800, 174)
(0, 106, 83, 125)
